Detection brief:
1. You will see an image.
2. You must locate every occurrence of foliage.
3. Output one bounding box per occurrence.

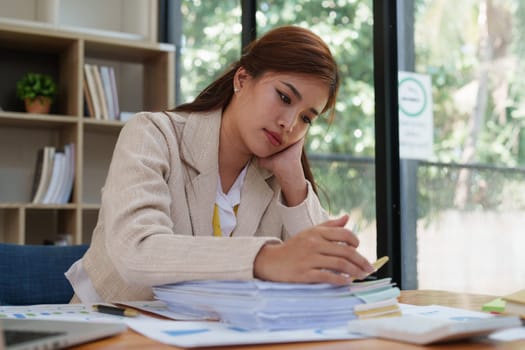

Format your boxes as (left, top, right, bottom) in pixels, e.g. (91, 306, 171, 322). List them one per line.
(16, 73, 57, 103)
(414, 0, 525, 214)
(311, 159, 376, 223)
(179, 0, 242, 103)
(403, 0, 525, 214)
(508, 1, 525, 165)
(418, 163, 525, 215)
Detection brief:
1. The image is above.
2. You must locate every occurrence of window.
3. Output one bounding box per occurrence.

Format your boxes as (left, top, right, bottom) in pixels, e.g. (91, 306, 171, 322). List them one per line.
(178, 0, 241, 104)
(400, 0, 525, 295)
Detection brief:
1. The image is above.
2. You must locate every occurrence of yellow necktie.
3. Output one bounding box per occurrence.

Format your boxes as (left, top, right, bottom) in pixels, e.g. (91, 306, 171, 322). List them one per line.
(212, 203, 239, 237)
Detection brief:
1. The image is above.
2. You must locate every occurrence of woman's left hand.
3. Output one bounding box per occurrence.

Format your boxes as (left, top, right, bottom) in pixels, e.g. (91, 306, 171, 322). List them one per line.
(258, 138, 307, 206)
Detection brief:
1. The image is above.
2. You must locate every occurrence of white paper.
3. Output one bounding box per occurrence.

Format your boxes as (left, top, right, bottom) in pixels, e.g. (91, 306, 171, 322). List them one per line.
(490, 327, 525, 342)
(0, 304, 143, 323)
(126, 318, 364, 348)
(399, 304, 525, 343)
(400, 303, 493, 320)
(116, 300, 209, 321)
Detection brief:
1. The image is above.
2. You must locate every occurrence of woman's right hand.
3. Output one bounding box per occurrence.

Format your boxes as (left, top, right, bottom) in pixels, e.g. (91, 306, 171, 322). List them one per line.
(253, 215, 375, 285)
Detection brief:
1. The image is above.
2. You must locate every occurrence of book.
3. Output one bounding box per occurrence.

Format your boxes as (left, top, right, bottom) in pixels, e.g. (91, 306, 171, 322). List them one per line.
(99, 66, 115, 120)
(84, 64, 102, 119)
(92, 64, 110, 120)
(41, 151, 65, 204)
(32, 147, 55, 204)
(83, 78, 95, 118)
(108, 66, 120, 120)
(30, 148, 45, 200)
(53, 151, 68, 204)
(53, 143, 74, 204)
(502, 289, 525, 319)
(59, 143, 75, 204)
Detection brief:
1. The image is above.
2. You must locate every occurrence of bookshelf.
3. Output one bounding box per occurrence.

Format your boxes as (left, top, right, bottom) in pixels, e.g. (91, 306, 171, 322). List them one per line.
(0, 20, 175, 245)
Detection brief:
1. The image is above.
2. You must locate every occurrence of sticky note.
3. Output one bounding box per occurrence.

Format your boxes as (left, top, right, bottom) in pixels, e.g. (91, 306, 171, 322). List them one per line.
(482, 298, 506, 313)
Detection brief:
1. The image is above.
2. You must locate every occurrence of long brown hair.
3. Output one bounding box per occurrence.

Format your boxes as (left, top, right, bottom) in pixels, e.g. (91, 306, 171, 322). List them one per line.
(173, 25, 340, 194)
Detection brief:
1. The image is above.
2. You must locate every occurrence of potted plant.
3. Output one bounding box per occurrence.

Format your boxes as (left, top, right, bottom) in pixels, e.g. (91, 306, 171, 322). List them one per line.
(16, 73, 57, 114)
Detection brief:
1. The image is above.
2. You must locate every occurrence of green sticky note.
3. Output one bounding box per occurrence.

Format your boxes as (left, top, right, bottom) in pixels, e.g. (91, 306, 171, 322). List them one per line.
(482, 297, 506, 313)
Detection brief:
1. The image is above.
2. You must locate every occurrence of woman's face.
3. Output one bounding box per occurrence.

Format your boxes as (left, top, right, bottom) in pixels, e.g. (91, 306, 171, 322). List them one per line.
(232, 68, 329, 158)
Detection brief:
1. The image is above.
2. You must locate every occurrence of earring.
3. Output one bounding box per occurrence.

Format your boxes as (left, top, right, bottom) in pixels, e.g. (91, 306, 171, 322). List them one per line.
(234, 87, 240, 93)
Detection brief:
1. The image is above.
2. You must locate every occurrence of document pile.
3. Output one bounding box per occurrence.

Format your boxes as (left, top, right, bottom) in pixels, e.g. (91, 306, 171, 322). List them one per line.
(153, 278, 401, 330)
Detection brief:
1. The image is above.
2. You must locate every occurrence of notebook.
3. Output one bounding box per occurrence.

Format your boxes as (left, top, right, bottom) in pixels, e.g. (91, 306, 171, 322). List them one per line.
(1, 318, 126, 350)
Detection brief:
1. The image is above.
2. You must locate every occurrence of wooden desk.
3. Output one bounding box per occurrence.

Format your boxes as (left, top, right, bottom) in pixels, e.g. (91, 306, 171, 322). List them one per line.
(73, 290, 524, 350)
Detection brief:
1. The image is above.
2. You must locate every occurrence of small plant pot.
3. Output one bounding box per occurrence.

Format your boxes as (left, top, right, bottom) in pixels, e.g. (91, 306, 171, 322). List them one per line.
(25, 96, 52, 114)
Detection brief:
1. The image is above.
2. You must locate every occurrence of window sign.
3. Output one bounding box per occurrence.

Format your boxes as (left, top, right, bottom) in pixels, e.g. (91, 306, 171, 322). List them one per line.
(398, 71, 433, 160)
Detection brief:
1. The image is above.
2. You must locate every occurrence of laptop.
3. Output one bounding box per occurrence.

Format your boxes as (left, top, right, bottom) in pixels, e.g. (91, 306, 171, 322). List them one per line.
(1, 318, 127, 350)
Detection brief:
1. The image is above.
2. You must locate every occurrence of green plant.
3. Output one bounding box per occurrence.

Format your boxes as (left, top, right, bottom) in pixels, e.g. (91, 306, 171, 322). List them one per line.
(16, 73, 57, 103)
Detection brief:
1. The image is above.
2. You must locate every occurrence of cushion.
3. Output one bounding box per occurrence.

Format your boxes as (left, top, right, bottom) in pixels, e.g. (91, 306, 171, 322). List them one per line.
(0, 243, 88, 305)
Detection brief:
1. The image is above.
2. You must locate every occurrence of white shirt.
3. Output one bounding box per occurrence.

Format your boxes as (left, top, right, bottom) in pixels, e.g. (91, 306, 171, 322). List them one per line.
(215, 165, 248, 236)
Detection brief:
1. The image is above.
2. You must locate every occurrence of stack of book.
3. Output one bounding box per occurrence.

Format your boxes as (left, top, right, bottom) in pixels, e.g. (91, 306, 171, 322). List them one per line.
(83, 63, 120, 121)
(30, 143, 75, 204)
(153, 278, 401, 331)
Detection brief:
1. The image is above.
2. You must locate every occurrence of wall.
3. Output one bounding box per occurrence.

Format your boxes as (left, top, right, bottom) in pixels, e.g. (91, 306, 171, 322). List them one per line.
(0, 0, 157, 41)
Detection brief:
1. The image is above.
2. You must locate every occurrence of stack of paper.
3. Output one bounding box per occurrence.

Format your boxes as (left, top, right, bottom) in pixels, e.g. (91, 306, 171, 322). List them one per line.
(153, 278, 400, 330)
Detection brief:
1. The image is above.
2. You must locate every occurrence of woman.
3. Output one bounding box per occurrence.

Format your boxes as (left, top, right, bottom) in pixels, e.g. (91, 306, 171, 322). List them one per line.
(67, 25, 374, 303)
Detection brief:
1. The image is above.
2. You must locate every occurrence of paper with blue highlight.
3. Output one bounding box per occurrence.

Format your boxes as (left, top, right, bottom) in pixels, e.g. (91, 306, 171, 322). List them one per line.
(125, 318, 365, 348)
(0, 304, 134, 323)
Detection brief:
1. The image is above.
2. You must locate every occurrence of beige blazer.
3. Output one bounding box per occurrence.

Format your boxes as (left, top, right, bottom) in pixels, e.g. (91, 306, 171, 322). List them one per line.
(78, 110, 328, 301)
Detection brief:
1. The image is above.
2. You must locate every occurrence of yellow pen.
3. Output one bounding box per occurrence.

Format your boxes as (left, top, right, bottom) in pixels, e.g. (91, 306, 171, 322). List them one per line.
(347, 256, 389, 282)
(372, 256, 389, 272)
(92, 304, 139, 317)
